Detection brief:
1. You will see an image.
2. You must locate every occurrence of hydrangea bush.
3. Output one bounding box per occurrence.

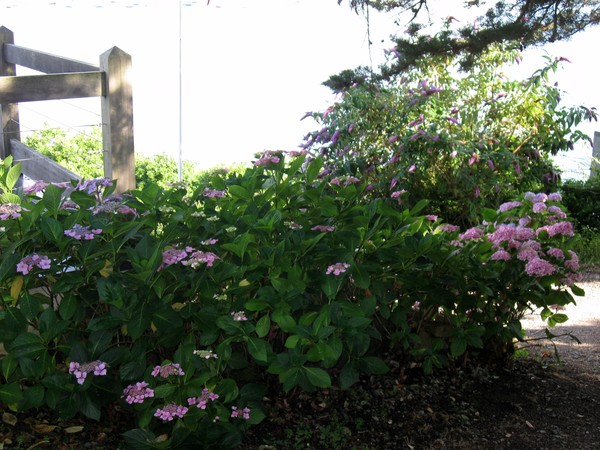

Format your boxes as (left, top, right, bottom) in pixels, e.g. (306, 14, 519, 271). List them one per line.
(0, 153, 583, 447)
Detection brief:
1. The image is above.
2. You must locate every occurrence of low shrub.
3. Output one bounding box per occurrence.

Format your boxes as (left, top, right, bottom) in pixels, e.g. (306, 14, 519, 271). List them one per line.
(0, 153, 583, 447)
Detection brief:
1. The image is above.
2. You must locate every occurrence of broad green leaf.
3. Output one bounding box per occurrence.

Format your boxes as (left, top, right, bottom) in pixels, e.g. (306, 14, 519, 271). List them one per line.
(302, 366, 331, 389)
(339, 365, 359, 390)
(305, 157, 323, 184)
(359, 356, 389, 375)
(0, 382, 23, 404)
(272, 308, 296, 333)
(122, 429, 159, 450)
(58, 294, 77, 320)
(154, 384, 178, 398)
(1, 354, 18, 380)
(228, 185, 252, 201)
(42, 183, 64, 215)
(39, 217, 64, 244)
(450, 337, 468, 358)
(255, 314, 271, 338)
(6, 162, 22, 191)
(22, 384, 45, 409)
(246, 337, 268, 363)
(8, 332, 46, 358)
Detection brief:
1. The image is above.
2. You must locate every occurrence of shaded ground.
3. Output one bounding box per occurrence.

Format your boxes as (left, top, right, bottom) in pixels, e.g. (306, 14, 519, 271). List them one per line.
(2, 274, 600, 449)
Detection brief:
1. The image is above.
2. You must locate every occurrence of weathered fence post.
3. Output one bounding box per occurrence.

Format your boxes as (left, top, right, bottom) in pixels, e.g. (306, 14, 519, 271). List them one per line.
(0, 26, 20, 159)
(591, 131, 600, 179)
(100, 47, 135, 192)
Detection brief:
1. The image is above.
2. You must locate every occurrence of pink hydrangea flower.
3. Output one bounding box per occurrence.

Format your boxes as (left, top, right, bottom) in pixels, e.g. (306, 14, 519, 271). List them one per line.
(326, 262, 350, 276)
(64, 224, 102, 240)
(16, 253, 51, 275)
(497, 201, 521, 213)
(548, 193, 562, 202)
(547, 248, 565, 259)
(183, 250, 220, 268)
(154, 403, 188, 421)
(188, 388, 220, 410)
(532, 202, 547, 214)
(203, 188, 226, 198)
(123, 381, 154, 404)
(69, 360, 107, 385)
(459, 227, 484, 241)
(0, 203, 26, 220)
(23, 180, 48, 194)
(231, 406, 251, 420)
(565, 250, 579, 271)
(490, 250, 511, 261)
(311, 225, 335, 232)
(525, 258, 556, 277)
(151, 363, 185, 378)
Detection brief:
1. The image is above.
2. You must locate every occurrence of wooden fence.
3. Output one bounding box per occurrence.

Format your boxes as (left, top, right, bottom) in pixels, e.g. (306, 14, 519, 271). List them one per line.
(0, 26, 135, 192)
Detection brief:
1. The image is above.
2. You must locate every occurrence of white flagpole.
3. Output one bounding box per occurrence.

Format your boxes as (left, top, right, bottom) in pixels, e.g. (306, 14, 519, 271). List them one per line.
(178, 0, 183, 182)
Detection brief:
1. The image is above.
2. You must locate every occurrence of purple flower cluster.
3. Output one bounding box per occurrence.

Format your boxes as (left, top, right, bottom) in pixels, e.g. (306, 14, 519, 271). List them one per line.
(231, 311, 248, 321)
(122, 381, 155, 404)
(230, 406, 251, 420)
(154, 403, 188, 421)
(203, 188, 226, 198)
(0, 203, 26, 220)
(159, 246, 220, 270)
(64, 224, 102, 240)
(311, 225, 335, 232)
(76, 178, 113, 195)
(326, 262, 350, 276)
(16, 253, 51, 275)
(188, 388, 219, 410)
(254, 152, 281, 166)
(68, 360, 107, 385)
(151, 363, 185, 378)
(23, 180, 49, 194)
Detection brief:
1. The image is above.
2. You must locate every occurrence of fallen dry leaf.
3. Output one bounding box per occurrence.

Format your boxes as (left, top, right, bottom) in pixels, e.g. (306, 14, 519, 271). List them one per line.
(31, 423, 57, 434)
(64, 425, 84, 434)
(2, 412, 17, 426)
(525, 420, 535, 429)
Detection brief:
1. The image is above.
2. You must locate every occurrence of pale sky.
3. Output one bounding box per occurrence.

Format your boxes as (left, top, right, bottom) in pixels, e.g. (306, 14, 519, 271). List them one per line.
(1, 0, 599, 178)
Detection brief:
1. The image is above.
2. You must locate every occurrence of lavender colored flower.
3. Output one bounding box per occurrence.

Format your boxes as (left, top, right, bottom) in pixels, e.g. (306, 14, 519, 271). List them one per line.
(438, 224, 459, 233)
(159, 248, 188, 270)
(490, 250, 511, 261)
(532, 202, 547, 214)
(231, 406, 251, 420)
(565, 250, 579, 271)
(532, 193, 548, 203)
(548, 193, 562, 202)
(344, 176, 361, 185)
(326, 262, 350, 276)
(188, 388, 220, 410)
(311, 225, 335, 232)
(203, 188, 226, 198)
(525, 258, 556, 277)
(154, 403, 188, 421)
(64, 224, 102, 240)
(537, 222, 574, 238)
(77, 178, 113, 195)
(23, 180, 48, 194)
(459, 227, 484, 241)
(388, 134, 399, 143)
(330, 177, 341, 186)
(0, 203, 26, 220)
(123, 381, 154, 404)
(517, 247, 539, 262)
(547, 248, 565, 259)
(183, 250, 220, 268)
(254, 152, 281, 166)
(151, 363, 185, 378)
(231, 311, 248, 321)
(16, 253, 51, 275)
(425, 215, 438, 222)
(69, 360, 108, 385)
(497, 201, 521, 213)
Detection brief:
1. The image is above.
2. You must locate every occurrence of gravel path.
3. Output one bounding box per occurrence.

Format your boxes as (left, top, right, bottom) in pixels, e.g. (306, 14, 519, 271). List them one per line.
(521, 271, 600, 373)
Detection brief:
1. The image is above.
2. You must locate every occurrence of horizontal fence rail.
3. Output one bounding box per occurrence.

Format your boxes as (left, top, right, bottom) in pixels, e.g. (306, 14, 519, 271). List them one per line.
(0, 26, 135, 192)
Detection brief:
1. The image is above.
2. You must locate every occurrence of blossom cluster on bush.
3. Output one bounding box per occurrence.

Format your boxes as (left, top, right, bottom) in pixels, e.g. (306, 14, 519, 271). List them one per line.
(68, 360, 107, 385)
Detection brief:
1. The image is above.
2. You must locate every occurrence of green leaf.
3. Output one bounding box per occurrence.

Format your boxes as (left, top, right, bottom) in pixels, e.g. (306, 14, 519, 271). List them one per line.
(305, 157, 323, 184)
(39, 217, 64, 244)
(8, 332, 46, 358)
(255, 314, 271, 338)
(339, 365, 359, 390)
(154, 384, 178, 399)
(272, 308, 296, 333)
(42, 183, 64, 215)
(482, 208, 498, 223)
(570, 284, 585, 297)
(246, 337, 268, 363)
(0, 382, 23, 404)
(6, 162, 22, 191)
(1, 354, 18, 380)
(284, 335, 301, 349)
(22, 384, 45, 409)
(18, 295, 42, 321)
(359, 356, 389, 375)
(122, 429, 159, 450)
(228, 185, 252, 201)
(302, 366, 331, 389)
(450, 337, 468, 358)
(59, 294, 78, 320)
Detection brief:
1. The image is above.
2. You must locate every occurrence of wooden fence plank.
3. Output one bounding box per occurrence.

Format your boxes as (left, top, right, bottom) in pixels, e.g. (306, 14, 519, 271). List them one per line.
(0, 26, 20, 158)
(0, 72, 104, 103)
(11, 140, 80, 183)
(3, 43, 99, 74)
(100, 47, 135, 192)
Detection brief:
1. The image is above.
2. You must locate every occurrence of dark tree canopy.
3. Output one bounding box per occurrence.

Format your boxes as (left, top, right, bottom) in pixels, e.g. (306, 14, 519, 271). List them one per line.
(330, 0, 599, 90)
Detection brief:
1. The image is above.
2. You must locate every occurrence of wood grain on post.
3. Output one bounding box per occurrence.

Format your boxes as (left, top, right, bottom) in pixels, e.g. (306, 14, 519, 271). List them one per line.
(0, 26, 20, 159)
(100, 47, 135, 193)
